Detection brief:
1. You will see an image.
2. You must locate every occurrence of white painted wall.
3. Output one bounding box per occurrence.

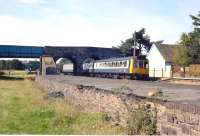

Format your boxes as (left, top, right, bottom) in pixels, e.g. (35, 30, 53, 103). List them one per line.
(147, 44, 172, 78)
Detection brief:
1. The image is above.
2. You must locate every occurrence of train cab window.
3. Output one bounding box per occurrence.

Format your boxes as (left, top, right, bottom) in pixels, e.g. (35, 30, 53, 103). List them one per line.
(138, 61, 143, 68)
(134, 60, 137, 68)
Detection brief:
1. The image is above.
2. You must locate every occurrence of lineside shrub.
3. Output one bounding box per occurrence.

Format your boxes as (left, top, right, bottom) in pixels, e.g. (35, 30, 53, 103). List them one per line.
(127, 105, 157, 135)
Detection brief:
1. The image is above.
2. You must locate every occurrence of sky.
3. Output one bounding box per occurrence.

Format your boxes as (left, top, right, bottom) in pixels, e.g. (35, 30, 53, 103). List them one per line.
(0, 0, 199, 48)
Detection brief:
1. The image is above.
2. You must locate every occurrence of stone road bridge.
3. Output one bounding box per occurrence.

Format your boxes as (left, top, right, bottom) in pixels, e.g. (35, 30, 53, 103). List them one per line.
(43, 46, 122, 75)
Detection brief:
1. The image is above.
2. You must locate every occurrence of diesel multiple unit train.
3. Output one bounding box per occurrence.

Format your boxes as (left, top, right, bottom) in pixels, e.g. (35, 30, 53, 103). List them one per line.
(82, 56, 149, 79)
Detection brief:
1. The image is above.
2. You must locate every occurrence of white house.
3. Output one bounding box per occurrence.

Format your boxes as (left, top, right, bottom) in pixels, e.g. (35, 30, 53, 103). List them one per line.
(147, 43, 177, 78)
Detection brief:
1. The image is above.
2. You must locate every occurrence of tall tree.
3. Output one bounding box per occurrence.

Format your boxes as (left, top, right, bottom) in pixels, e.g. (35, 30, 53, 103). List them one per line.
(176, 11, 200, 65)
(190, 11, 200, 33)
(117, 28, 152, 56)
(173, 45, 191, 67)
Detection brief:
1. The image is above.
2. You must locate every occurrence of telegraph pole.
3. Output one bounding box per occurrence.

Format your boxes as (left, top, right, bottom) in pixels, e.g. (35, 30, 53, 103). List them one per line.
(133, 31, 136, 58)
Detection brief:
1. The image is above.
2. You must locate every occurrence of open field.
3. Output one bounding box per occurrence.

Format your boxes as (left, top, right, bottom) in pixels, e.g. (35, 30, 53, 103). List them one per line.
(0, 71, 124, 134)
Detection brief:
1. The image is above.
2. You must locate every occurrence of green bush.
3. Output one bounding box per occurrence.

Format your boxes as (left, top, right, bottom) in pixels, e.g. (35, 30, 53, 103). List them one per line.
(127, 105, 157, 135)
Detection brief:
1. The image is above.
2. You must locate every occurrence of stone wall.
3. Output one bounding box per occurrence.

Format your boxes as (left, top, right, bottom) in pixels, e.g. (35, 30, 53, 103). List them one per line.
(35, 76, 200, 135)
(158, 103, 200, 135)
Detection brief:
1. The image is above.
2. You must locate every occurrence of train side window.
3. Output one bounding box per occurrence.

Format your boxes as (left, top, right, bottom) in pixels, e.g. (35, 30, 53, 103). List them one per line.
(122, 61, 126, 67)
(122, 61, 125, 67)
(117, 62, 119, 67)
(120, 61, 123, 67)
(125, 61, 127, 67)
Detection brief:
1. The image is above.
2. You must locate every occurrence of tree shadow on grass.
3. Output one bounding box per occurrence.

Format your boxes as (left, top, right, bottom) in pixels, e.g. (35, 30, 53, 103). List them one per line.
(0, 76, 24, 81)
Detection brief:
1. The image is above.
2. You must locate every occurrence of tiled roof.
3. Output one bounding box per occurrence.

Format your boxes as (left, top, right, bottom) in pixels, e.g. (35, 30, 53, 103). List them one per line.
(155, 43, 178, 62)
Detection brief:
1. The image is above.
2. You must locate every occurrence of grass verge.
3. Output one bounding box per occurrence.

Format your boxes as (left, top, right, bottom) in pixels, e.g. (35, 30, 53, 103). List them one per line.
(0, 71, 125, 134)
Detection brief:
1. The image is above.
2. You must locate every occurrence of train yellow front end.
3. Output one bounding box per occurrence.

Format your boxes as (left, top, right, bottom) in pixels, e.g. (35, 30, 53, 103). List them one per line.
(129, 57, 149, 79)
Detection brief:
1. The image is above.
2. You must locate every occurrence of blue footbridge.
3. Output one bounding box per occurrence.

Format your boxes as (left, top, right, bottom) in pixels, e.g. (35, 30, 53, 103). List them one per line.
(0, 45, 44, 58)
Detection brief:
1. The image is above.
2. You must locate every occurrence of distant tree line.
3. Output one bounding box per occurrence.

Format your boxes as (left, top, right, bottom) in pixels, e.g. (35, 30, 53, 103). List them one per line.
(0, 59, 24, 70)
(0, 59, 40, 71)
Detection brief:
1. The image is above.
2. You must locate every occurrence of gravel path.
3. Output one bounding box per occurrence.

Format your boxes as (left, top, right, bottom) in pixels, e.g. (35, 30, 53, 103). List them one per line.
(46, 75, 200, 104)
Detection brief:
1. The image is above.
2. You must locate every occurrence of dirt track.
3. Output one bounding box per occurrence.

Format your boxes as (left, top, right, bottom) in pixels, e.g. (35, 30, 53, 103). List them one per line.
(46, 75, 200, 104)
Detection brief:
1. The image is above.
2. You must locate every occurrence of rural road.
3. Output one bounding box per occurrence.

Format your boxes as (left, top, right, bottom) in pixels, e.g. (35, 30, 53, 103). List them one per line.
(46, 75, 200, 104)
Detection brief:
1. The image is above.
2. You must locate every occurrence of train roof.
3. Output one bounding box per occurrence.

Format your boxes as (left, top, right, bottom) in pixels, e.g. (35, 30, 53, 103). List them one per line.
(94, 57, 132, 62)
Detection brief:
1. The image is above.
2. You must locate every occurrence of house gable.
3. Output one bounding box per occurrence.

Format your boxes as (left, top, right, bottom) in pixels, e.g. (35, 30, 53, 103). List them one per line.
(147, 44, 166, 69)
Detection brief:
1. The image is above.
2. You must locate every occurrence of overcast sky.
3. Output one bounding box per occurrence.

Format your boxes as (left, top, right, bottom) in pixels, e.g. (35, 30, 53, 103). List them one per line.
(0, 0, 199, 47)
